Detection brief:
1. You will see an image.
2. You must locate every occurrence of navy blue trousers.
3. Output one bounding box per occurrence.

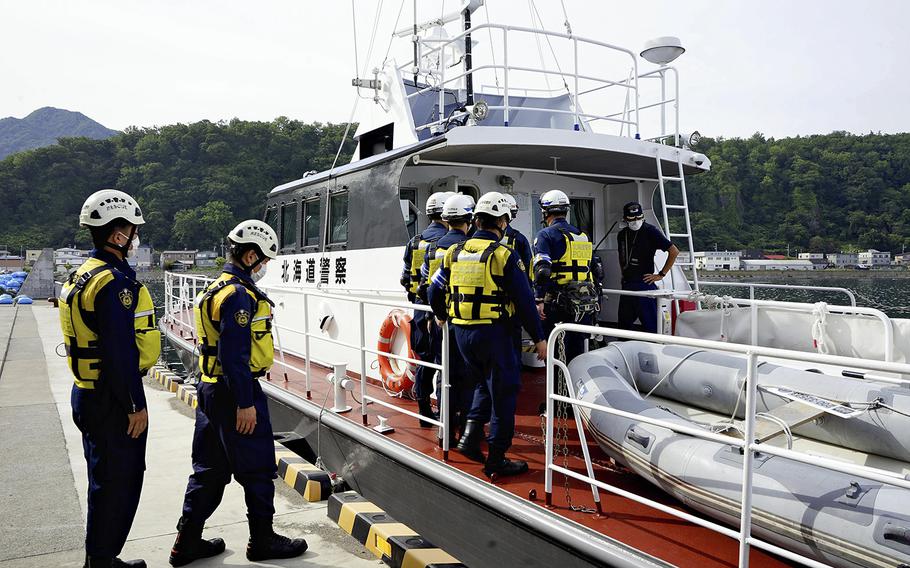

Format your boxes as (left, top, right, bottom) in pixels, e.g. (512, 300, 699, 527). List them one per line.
(411, 310, 440, 401)
(181, 380, 277, 522)
(457, 323, 520, 450)
(542, 307, 593, 365)
(71, 386, 146, 558)
(618, 280, 659, 333)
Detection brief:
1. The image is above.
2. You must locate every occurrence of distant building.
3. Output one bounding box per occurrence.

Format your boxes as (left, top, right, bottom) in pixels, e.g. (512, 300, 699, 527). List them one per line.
(25, 249, 42, 265)
(740, 249, 765, 260)
(54, 247, 89, 271)
(827, 252, 858, 268)
(893, 253, 910, 266)
(742, 259, 820, 271)
(195, 250, 219, 268)
(127, 244, 153, 270)
(694, 250, 741, 271)
(161, 250, 197, 270)
(798, 253, 824, 260)
(858, 249, 890, 267)
(0, 253, 23, 271)
(763, 254, 788, 261)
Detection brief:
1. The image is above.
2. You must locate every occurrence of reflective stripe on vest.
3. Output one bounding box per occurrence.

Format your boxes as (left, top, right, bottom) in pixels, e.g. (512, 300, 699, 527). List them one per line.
(408, 235, 436, 294)
(193, 273, 274, 381)
(551, 229, 593, 285)
(445, 238, 515, 325)
(58, 257, 161, 389)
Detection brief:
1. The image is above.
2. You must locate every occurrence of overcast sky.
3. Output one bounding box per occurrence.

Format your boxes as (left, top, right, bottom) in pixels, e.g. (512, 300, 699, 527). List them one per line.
(2, 0, 909, 139)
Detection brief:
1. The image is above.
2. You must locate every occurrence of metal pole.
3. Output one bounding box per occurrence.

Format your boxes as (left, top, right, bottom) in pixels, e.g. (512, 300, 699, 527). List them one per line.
(359, 302, 368, 425)
(463, 5, 474, 106)
(412, 0, 418, 84)
(544, 335, 556, 506)
(573, 38, 580, 131)
(659, 68, 666, 137)
(503, 28, 510, 126)
(441, 321, 450, 460)
(303, 292, 312, 398)
(738, 352, 758, 568)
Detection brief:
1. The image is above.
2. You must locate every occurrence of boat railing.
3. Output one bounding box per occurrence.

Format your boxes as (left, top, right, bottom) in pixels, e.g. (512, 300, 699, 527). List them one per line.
(163, 271, 455, 457)
(402, 23, 679, 139)
(692, 280, 857, 306)
(545, 322, 910, 568)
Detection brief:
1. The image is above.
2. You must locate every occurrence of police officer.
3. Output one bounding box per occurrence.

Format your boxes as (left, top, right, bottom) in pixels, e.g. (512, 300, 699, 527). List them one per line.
(400, 191, 452, 426)
(170, 220, 307, 566)
(532, 189, 600, 365)
(427, 192, 546, 478)
(500, 194, 532, 277)
(417, 193, 475, 444)
(59, 189, 160, 568)
(617, 201, 679, 333)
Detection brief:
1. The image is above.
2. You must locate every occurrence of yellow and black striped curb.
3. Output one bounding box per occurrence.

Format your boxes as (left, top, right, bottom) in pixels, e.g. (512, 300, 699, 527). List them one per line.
(176, 382, 198, 409)
(149, 365, 181, 393)
(274, 443, 332, 502)
(328, 491, 465, 568)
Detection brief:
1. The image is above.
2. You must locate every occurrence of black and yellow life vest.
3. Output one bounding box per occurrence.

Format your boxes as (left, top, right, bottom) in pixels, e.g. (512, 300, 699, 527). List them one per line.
(194, 272, 274, 382)
(407, 233, 438, 294)
(550, 229, 593, 285)
(444, 238, 515, 325)
(58, 257, 161, 389)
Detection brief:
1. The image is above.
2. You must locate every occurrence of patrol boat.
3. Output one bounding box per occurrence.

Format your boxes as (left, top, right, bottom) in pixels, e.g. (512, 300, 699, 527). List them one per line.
(161, 3, 910, 567)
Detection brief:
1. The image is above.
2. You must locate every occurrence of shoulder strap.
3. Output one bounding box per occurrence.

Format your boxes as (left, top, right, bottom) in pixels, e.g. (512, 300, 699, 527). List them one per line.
(65, 265, 112, 306)
(480, 241, 501, 263)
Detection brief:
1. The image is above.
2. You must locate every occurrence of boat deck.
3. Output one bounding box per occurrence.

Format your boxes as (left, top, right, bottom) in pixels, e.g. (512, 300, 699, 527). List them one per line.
(163, 320, 792, 568)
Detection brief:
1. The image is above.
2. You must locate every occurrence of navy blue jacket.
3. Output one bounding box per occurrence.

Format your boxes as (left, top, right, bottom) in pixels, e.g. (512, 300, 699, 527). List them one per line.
(217, 263, 261, 409)
(503, 225, 532, 279)
(400, 221, 448, 293)
(532, 218, 586, 298)
(91, 248, 146, 413)
(617, 221, 673, 284)
(420, 228, 469, 281)
(427, 229, 544, 343)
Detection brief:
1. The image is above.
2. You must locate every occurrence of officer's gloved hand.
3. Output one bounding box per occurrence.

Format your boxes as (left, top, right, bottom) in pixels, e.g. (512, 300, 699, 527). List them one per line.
(416, 282, 429, 303)
(400, 274, 411, 289)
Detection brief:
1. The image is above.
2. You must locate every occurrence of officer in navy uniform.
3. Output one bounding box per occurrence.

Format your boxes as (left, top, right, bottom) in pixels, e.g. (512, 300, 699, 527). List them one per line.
(427, 192, 547, 477)
(617, 201, 679, 333)
(500, 194, 533, 277)
(60, 189, 160, 568)
(399, 191, 452, 426)
(417, 193, 474, 444)
(170, 220, 307, 566)
(532, 189, 601, 365)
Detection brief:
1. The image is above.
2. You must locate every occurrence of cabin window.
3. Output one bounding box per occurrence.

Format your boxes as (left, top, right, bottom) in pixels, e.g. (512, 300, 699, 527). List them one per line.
(265, 206, 279, 235)
(328, 192, 349, 245)
(302, 198, 322, 247)
(280, 202, 298, 250)
(399, 187, 418, 239)
(570, 198, 594, 242)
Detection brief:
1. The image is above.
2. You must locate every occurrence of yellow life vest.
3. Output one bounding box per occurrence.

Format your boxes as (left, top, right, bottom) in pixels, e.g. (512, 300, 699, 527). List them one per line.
(58, 257, 161, 389)
(194, 272, 274, 382)
(444, 238, 515, 325)
(550, 229, 593, 285)
(407, 235, 436, 294)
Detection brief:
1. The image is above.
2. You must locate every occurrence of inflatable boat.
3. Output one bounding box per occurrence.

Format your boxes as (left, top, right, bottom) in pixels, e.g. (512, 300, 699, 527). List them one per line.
(568, 341, 910, 568)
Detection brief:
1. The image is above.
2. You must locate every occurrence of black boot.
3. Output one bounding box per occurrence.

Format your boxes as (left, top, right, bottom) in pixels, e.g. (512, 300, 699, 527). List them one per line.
(417, 398, 437, 428)
(168, 517, 226, 567)
(84, 556, 146, 568)
(246, 516, 308, 561)
(455, 420, 486, 463)
(483, 445, 528, 479)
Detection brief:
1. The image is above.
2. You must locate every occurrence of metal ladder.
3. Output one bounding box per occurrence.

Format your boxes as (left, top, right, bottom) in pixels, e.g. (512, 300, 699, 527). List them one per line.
(656, 151, 700, 301)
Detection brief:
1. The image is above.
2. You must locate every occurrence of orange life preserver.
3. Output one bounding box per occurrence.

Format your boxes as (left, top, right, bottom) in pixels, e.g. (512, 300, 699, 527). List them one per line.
(377, 310, 418, 395)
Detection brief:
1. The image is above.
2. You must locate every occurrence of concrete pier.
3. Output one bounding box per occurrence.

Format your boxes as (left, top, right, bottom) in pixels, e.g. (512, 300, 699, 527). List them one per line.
(0, 305, 378, 568)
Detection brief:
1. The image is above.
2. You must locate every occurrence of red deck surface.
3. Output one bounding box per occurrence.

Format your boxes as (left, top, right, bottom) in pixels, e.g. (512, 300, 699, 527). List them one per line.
(165, 320, 792, 568)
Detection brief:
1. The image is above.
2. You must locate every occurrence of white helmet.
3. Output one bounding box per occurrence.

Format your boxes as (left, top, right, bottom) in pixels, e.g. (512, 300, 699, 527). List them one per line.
(442, 193, 475, 222)
(228, 219, 279, 260)
(79, 189, 145, 227)
(426, 191, 455, 216)
(502, 194, 519, 219)
(539, 189, 570, 214)
(475, 191, 511, 220)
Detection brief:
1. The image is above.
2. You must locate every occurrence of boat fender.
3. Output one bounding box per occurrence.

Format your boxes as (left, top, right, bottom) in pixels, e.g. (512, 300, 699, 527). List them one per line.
(376, 310, 417, 396)
(318, 303, 334, 333)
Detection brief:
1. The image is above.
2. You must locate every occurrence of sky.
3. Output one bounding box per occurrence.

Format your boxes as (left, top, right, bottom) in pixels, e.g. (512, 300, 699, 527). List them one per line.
(2, 0, 909, 139)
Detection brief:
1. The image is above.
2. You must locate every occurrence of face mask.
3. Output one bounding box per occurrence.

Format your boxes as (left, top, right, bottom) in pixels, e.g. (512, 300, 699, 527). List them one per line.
(115, 230, 138, 258)
(251, 262, 267, 283)
(628, 219, 644, 231)
(127, 235, 140, 258)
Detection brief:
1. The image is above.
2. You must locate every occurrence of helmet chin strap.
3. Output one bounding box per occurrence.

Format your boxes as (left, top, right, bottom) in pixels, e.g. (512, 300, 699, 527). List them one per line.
(105, 226, 135, 258)
(239, 249, 264, 273)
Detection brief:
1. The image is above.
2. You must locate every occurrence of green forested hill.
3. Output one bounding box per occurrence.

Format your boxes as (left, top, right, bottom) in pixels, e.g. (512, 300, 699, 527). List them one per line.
(0, 118, 353, 251)
(0, 122, 906, 253)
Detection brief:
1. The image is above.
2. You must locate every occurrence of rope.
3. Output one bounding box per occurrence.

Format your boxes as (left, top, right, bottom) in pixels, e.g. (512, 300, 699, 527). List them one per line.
(606, 343, 638, 393)
(483, 0, 501, 88)
(755, 413, 793, 449)
(529, 0, 571, 97)
(381, 0, 407, 67)
(559, 0, 573, 36)
(810, 302, 832, 355)
(642, 349, 704, 399)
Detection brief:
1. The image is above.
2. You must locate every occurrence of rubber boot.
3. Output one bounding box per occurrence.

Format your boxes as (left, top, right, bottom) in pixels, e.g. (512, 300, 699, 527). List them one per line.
(483, 445, 528, 479)
(168, 517, 226, 567)
(246, 516, 308, 561)
(455, 419, 486, 463)
(84, 556, 146, 568)
(417, 398, 437, 428)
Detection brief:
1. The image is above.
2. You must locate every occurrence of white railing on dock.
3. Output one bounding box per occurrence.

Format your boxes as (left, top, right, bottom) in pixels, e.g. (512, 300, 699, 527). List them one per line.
(163, 272, 454, 458)
(544, 322, 910, 568)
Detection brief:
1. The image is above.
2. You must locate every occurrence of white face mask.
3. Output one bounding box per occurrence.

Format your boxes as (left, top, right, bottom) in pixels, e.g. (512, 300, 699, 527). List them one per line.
(117, 231, 140, 257)
(251, 262, 267, 283)
(628, 219, 644, 231)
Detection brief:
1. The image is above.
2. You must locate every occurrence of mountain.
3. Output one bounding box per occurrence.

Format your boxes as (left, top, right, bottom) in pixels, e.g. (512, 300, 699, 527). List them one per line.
(0, 107, 119, 159)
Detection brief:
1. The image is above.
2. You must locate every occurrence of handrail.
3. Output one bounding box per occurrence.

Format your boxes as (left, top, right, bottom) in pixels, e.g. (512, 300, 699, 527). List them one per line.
(544, 322, 910, 568)
(694, 280, 857, 307)
(163, 273, 452, 456)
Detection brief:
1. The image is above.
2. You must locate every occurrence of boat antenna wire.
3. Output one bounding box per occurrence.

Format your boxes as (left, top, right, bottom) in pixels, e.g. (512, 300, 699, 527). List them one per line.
(483, 0, 501, 88)
(381, 0, 407, 67)
(529, 0, 571, 99)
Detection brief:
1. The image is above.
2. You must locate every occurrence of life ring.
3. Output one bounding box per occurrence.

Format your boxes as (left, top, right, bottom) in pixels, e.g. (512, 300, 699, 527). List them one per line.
(377, 310, 418, 395)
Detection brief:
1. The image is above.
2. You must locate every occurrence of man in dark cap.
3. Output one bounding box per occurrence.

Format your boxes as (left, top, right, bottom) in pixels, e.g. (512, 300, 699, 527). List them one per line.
(616, 202, 679, 333)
